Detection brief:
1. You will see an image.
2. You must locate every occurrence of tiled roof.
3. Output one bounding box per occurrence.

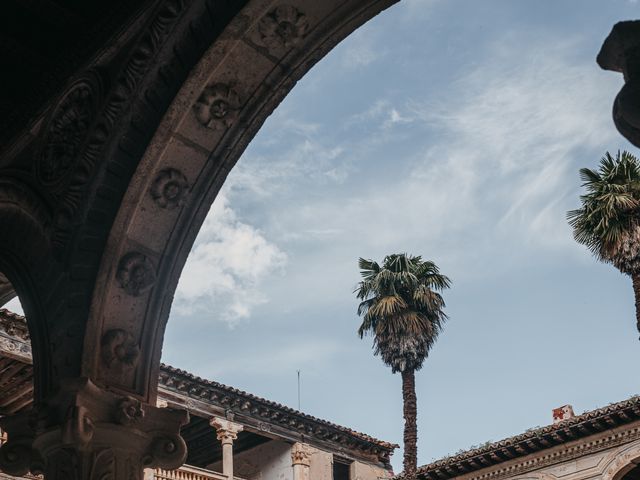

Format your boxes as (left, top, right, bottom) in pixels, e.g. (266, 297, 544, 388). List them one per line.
(409, 396, 640, 480)
(160, 364, 398, 454)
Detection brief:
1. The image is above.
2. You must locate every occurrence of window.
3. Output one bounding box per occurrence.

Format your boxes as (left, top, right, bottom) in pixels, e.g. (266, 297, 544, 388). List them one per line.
(333, 456, 351, 480)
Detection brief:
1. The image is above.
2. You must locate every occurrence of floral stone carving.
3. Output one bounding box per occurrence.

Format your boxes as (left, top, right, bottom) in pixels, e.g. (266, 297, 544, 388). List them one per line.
(116, 396, 145, 426)
(193, 83, 241, 129)
(37, 75, 100, 187)
(116, 251, 156, 296)
(150, 168, 189, 209)
(257, 5, 309, 50)
(0, 379, 188, 479)
(101, 329, 140, 372)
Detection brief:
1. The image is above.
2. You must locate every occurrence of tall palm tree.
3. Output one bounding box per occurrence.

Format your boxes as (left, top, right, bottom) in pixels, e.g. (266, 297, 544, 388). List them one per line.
(355, 254, 450, 476)
(568, 150, 640, 338)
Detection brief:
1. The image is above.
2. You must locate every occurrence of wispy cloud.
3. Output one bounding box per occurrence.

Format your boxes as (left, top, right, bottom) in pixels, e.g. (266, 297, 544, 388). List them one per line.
(340, 27, 383, 70)
(228, 34, 622, 289)
(408, 35, 618, 252)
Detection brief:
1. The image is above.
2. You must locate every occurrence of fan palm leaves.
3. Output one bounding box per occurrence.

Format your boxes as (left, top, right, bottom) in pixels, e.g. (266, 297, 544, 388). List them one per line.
(568, 150, 640, 337)
(355, 253, 450, 476)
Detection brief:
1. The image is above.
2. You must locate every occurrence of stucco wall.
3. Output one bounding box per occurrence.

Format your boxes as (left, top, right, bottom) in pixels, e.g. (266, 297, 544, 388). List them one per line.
(208, 439, 294, 480)
(308, 446, 333, 480)
(351, 459, 392, 480)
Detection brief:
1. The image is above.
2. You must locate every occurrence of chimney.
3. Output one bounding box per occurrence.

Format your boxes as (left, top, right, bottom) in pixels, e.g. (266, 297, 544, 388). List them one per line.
(552, 405, 575, 424)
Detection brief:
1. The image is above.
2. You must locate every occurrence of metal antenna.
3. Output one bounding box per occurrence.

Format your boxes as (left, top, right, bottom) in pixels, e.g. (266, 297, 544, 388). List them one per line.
(297, 370, 301, 410)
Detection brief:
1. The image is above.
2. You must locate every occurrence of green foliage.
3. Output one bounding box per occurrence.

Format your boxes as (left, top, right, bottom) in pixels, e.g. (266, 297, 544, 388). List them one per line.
(355, 253, 450, 373)
(568, 150, 640, 274)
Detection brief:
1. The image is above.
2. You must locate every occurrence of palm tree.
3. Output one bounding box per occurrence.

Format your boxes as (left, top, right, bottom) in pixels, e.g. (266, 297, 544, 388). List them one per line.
(355, 253, 450, 476)
(568, 150, 640, 338)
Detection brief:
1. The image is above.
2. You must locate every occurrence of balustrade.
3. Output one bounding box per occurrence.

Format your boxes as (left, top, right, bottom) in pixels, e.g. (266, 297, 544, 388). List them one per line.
(154, 465, 244, 480)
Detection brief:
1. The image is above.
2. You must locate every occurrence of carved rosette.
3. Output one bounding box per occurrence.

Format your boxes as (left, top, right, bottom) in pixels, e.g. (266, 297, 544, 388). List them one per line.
(0, 379, 188, 479)
(101, 329, 141, 373)
(36, 74, 101, 188)
(257, 5, 309, 51)
(193, 83, 241, 130)
(150, 168, 189, 209)
(116, 252, 156, 296)
(116, 397, 145, 426)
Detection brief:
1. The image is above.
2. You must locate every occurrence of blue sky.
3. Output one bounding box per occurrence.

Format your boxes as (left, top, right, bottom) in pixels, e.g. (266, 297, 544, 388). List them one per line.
(168, 0, 640, 472)
(8, 0, 640, 473)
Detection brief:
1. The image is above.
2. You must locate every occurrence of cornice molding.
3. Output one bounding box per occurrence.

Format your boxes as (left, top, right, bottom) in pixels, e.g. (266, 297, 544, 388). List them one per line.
(468, 426, 640, 480)
(158, 365, 397, 466)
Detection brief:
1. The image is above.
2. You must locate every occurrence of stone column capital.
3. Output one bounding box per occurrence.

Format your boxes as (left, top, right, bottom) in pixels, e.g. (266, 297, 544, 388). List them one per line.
(291, 442, 312, 467)
(0, 378, 188, 478)
(209, 416, 243, 444)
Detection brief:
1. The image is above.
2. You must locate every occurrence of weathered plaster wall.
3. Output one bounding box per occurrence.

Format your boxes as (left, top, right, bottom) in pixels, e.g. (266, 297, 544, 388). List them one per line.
(351, 459, 392, 480)
(208, 439, 293, 480)
(308, 446, 333, 480)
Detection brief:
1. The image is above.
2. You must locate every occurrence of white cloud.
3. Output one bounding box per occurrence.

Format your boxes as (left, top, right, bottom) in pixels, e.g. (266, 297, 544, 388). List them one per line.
(174, 191, 287, 326)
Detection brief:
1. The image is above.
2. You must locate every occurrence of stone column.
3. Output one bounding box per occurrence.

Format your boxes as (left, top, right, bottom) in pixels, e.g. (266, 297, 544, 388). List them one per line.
(0, 378, 188, 480)
(210, 417, 243, 480)
(291, 443, 311, 480)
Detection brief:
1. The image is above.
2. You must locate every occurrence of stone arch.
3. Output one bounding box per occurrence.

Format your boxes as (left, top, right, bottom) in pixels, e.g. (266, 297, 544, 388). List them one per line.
(0, 178, 53, 402)
(601, 440, 640, 480)
(78, 0, 399, 402)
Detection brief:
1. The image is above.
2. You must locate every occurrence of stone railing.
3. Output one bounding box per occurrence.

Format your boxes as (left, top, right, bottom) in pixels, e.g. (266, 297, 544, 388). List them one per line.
(154, 465, 242, 480)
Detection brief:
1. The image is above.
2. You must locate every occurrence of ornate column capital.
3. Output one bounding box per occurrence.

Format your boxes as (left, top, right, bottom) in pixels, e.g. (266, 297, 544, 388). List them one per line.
(291, 442, 312, 467)
(598, 20, 640, 147)
(0, 378, 189, 479)
(209, 417, 243, 445)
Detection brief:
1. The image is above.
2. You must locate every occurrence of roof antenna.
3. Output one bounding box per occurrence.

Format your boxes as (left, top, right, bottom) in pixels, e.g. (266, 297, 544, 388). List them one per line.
(297, 370, 301, 410)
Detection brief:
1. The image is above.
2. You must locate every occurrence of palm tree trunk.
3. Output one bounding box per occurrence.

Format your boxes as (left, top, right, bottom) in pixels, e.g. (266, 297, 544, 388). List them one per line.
(633, 273, 640, 340)
(402, 368, 418, 477)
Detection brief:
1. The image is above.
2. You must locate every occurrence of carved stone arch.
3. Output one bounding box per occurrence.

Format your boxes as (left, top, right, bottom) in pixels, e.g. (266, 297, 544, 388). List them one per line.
(601, 440, 640, 480)
(79, 0, 399, 402)
(0, 0, 400, 478)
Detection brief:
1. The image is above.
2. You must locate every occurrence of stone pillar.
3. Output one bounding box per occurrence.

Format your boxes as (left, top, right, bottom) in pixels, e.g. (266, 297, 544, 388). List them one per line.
(291, 443, 311, 480)
(210, 417, 243, 480)
(0, 378, 188, 480)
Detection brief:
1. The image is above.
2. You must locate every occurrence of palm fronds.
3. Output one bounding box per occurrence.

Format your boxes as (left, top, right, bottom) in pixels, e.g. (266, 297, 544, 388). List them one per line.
(568, 150, 640, 273)
(355, 253, 450, 373)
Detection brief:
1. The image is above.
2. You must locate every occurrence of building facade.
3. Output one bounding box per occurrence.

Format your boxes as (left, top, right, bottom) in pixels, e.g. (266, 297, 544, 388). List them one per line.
(411, 399, 640, 480)
(0, 309, 396, 480)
